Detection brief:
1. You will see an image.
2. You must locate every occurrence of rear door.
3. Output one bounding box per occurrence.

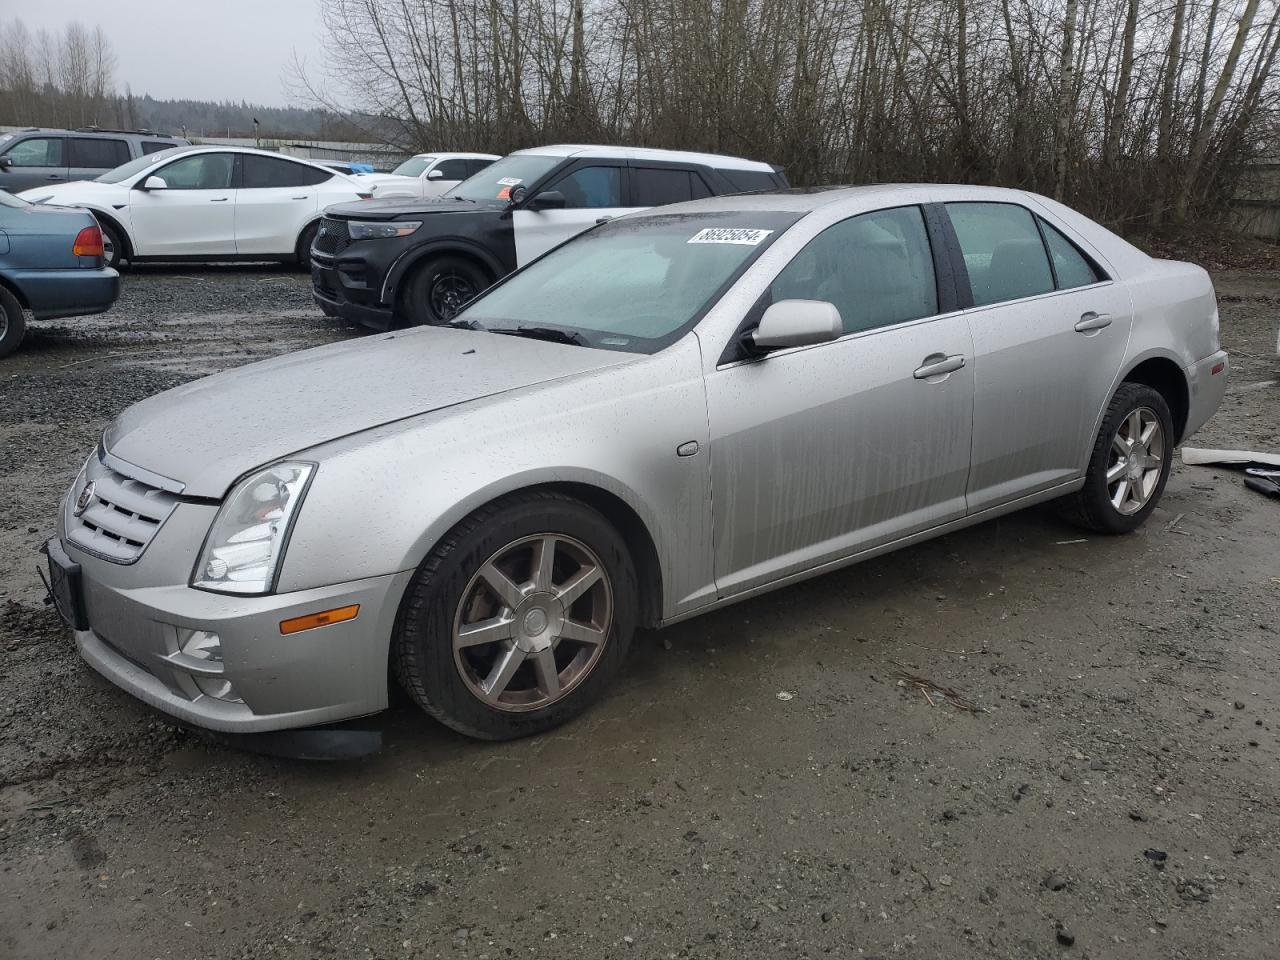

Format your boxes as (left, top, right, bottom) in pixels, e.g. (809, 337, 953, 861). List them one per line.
(0, 135, 68, 192)
(128, 151, 236, 256)
(945, 201, 1133, 512)
(234, 155, 330, 255)
(67, 136, 130, 182)
(512, 161, 637, 265)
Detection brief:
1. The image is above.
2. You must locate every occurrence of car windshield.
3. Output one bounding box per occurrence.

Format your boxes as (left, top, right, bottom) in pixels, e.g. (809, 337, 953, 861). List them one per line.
(459, 211, 800, 354)
(393, 156, 435, 178)
(448, 153, 562, 201)
(95, 147, 187, 183)
(0, 189, 29, 208)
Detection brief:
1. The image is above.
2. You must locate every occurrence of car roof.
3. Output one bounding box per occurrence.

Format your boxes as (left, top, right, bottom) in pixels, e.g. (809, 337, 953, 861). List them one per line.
(150, 144, 334, 167)
(409, 152, 501, 160)
(3, 127, 184, 140)
(641, 183, 1049, 215)
(511, 144, 776, 172)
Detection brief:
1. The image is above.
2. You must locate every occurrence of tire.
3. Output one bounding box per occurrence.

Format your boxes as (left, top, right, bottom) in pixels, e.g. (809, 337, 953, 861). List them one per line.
(99, 220, 125, 270)
(295, 221, 320, 268)
(400, 255, 490, 326)
(0, 285, 26, 359)
(1059, 382, 1174, 534)
(393, 491, 638, 740)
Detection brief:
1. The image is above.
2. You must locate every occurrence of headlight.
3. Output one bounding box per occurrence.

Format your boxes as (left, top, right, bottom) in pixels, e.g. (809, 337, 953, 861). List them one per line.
(347, 220, 422, 240)
(192, 462, 315, 595)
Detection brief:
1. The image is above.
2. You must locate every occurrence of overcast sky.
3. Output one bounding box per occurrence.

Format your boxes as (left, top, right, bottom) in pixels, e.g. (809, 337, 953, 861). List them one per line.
(7, 0, 326, 106)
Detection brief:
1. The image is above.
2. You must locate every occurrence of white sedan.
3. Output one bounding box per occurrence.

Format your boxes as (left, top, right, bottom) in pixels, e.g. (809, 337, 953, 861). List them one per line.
(19, 146, 372, 268)
(360, 152, 500, 201)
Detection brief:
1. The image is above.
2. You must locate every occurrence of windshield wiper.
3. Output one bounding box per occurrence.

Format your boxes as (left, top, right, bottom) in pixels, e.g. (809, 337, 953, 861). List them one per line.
(446, 317, 484, 330)
(489, 325, 588, 346)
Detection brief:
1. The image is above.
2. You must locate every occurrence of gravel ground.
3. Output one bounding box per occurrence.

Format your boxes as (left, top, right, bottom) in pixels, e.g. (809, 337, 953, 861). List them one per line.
(1, 262, 1278, 959)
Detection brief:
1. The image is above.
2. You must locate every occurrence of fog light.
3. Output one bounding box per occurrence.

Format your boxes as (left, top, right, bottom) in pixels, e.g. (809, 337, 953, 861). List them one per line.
(172, 628, 243, 703)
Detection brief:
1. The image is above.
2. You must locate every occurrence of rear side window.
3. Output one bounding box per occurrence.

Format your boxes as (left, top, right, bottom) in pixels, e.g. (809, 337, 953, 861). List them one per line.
(433, 158, 471, 180)
(4, 136, 64, 167)
(634, 167, 700, 205)
(241, 155, 331, 188)
(1039, 218, 1103, 289)
(770, 205, 938, 335)
(947, 202, 1054, 307)
(718, 169, 778, 193)
(68, 137, 129, 168)
(142, 141, 174, 155)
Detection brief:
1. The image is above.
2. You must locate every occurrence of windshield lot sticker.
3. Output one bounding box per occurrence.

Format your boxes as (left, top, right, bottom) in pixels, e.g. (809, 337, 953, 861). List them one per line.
(497, 177, 524, 186)
(688, 228, 773, 245)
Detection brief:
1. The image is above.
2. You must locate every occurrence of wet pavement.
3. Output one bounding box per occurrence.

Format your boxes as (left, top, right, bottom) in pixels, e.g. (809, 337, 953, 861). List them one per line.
(1, 264, 1278, 959)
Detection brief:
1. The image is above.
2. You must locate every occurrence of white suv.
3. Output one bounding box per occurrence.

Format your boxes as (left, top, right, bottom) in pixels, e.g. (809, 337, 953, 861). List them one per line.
(19, 145, 373, 268)
(362, 152, 500, 200)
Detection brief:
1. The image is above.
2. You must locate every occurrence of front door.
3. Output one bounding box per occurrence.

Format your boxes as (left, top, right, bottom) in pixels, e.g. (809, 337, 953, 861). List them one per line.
(513, 163, 638, 265)
(945, 201, 1134, 512)
(0, 135, 68, 193)
(128, 152, 236, 257)
(705, 205, 975, 597)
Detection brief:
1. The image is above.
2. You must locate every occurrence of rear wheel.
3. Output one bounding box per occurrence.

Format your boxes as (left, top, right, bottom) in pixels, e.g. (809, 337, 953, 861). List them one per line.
(401, 255, 490, 326)
(0, 286, 26, 359)
(1059, 382, 1174, 533)
(295, 221, 320, 268)
(393, 491, 637, 740)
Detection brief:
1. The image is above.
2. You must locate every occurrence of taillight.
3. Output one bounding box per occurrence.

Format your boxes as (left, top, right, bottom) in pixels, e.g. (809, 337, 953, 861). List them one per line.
(73, 225, 104, 258)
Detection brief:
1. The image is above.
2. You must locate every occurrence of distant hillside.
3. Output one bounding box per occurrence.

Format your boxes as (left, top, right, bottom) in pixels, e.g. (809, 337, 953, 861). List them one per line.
(123, 94, 368, 141)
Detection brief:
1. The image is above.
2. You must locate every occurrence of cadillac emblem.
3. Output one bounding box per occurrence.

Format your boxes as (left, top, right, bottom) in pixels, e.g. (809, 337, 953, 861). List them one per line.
(74, 481, 96, 517)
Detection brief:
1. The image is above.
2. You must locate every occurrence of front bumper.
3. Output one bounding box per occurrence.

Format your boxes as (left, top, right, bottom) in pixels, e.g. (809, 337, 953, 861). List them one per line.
(10, 266, 121, 320)
(60, 526, 413, 732)
(1183, 349, 1229, 440)
(311, 254, 395, 330)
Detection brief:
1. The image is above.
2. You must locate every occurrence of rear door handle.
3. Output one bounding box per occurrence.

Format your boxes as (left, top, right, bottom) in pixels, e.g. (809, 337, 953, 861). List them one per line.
(210, 197, 230, 202)
(913, 353, 966, 380)
(291, 195, 309, 200)
(1074, 311, 1112, 332)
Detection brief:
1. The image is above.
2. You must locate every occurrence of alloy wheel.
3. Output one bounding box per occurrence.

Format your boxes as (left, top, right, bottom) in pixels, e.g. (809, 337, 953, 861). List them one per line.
(1106, 406, 1164, 515)
(452, 533, 613, 712)
(429, 273, 476, 320)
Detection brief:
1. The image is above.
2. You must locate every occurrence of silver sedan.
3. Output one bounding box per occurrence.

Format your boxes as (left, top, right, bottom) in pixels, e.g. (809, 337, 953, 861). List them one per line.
(46, 185, 1228, 740)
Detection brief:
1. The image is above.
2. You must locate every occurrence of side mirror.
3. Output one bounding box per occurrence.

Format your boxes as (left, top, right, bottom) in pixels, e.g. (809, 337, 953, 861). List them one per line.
(141, 175, 168, 191)
(750, 299, 842, 352)
(426, 168, 444, 180)
(529, 189, 566, 211)
(0, 156, 11, 169)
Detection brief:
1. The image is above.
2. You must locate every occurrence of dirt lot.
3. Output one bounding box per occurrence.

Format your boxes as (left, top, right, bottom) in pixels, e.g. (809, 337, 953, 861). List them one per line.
(1, 263, 1278, 960)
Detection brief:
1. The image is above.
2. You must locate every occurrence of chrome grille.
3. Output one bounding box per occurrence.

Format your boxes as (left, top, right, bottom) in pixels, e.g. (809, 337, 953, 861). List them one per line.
(312, 217, 350, 257)
(67, 455, 179, 563)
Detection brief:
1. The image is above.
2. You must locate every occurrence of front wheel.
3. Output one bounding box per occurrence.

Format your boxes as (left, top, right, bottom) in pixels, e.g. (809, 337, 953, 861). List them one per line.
(393, 492, 637, 740)
(99, 221, 124, 270)
(1059, 382, 1174, 533)
(400, 255, 490, 326)
(0, 285, 27, 359)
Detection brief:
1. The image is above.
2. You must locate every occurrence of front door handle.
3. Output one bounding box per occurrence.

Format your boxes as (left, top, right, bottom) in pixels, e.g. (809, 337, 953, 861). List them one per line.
(210, 197, 230, 202)
(1074, 311, 1112, 332)
(913, 353, 966, 380)
(291, 195, 309, 200)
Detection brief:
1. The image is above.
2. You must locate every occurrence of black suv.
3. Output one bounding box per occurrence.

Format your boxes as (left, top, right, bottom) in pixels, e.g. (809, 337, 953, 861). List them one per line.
(311, 145, 787, 330)
(0, 127, 190, 193)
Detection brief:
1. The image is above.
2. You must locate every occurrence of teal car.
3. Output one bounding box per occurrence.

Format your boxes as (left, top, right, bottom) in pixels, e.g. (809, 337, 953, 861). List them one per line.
(0, 189, 120, 358)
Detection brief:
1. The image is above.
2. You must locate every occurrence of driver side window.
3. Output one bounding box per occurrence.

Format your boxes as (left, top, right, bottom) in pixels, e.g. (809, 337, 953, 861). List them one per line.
(154, 153, 234, 190)
(769, 205, 939, 335)
(548, 166, 622, 209)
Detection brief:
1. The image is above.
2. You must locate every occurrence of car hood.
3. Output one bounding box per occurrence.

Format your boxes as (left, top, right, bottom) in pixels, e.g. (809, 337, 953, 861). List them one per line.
(18, 179, 123, 205)
(325, 196, 505, 219)
(104, 327, 631, 498)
